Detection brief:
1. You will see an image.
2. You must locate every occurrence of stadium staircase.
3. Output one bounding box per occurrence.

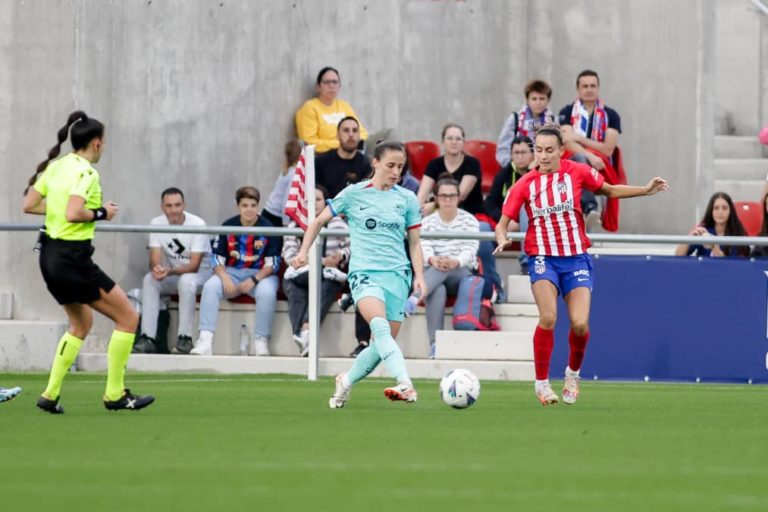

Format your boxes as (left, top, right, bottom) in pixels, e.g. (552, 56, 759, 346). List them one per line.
(713, 135, 768, 202)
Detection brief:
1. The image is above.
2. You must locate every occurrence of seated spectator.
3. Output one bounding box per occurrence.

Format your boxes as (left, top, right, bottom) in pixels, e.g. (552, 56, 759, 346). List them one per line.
(315, 116, 371, 198)
(558, 69, 624, 231)
(134, 188, 212, 355)
(484, 136, 534, 273)
(750, 191, 768, 258)
(417, 123, 503, 300)
(496, 79, 555, 167)
(675, 192, 749, 258)
(406, 177, 479, 358)
(282, 186, 349, 356)
(262, 140, 302, 227)
(192, 186, 281, 356)
(295, 67, 368, 154)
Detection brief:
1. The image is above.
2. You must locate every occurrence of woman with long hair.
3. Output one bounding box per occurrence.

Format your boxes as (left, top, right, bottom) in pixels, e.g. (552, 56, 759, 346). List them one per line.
(675, 192, 749, 258)
(292, 141, 426, 408)
(495, 126, 668, 406)
(22, 111, 154, 414)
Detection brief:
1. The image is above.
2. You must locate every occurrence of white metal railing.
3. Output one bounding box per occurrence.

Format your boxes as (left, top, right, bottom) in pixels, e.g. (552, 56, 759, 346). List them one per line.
(1, 222, 767, 380)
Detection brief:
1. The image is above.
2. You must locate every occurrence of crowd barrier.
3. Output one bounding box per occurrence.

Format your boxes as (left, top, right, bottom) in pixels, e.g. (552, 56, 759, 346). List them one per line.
(1, 223, 767, 382)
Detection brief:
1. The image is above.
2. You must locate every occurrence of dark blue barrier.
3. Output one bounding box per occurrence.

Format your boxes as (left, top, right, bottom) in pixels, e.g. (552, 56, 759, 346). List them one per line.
(550, 255, 768, 383)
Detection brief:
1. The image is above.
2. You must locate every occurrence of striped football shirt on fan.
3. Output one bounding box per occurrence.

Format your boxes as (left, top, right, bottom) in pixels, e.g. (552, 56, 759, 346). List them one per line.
(501, 159, 604, 257)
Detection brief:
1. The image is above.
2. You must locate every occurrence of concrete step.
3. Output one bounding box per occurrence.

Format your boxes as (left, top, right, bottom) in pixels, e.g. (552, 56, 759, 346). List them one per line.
(714, 135, 765, 159)
(712, 179, 764, 202)
(435, 330, 533, 360)
(506, 275, 534, 304)
(714, 158, 768, 181)
(77, 353, 535, 381)
(0, 320, 67, 371)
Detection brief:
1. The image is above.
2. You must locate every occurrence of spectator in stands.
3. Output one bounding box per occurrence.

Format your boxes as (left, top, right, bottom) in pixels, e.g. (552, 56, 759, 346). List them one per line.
(192, 186, 281, 356)
(261, 140, 302, 227)
(417, 123, 502, 300)
(282, 186, 350, 356)
(295, 67, 369, 154)
(315, 116, 371, 198)
(751, 191, 768, 258)
(133, 188, 213, 355)
(675, 192, 749, 258)
(558, 70, 622, 229)
(496, 79, 555, 167)
(484, 135, 535, 273)
(405, 177, 479, 358)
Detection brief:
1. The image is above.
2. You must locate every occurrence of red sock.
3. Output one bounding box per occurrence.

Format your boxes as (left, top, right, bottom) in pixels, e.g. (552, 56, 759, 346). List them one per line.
(533, 326, 554, 380)
(568, 330, 590, 371)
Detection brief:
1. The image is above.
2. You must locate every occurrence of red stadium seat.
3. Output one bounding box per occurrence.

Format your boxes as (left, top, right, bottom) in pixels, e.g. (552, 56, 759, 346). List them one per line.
(405, 141, 440, 180)
(463, 139, 500, 195)
(734, 201, 764, 236)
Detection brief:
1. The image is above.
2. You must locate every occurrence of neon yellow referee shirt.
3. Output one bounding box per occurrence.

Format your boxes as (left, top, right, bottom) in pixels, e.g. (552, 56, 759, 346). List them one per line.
(33, 152, 102, 241)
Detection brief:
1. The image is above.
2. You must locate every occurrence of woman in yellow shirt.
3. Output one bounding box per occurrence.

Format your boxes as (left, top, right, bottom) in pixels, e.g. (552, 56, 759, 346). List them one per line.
(22, 111, 154, 414)
(295, 66, 369, 153)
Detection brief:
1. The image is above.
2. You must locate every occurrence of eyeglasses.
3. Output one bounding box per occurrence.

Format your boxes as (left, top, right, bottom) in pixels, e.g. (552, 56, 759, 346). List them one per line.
(321, 79, 339, 85)
(436, 193, 459, 199)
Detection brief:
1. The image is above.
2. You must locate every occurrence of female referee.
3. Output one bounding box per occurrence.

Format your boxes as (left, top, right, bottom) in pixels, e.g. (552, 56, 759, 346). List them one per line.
(292, 141, 427, 408)
(494, 126, 668, 406)
(22, 111, 154, 414)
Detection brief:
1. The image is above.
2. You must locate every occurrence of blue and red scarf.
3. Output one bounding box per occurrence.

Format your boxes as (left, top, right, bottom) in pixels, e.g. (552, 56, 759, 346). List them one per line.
(517, 104, 555, 138)
(570, 99, 607, 142)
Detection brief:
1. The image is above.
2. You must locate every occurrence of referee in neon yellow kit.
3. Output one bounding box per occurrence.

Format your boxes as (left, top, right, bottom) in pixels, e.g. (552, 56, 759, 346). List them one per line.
(23, 111, 154, 414)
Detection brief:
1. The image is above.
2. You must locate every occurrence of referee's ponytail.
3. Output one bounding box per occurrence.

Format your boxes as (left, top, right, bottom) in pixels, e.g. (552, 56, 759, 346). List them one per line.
(26, 111, 104, 193)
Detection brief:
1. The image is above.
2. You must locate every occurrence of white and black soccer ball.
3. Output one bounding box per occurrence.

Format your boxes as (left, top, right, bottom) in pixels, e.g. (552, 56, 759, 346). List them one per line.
(439, 369, 481, 409)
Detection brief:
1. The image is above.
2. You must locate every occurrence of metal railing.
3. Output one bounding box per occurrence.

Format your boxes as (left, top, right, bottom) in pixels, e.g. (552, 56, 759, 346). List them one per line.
(2, 222, 767, 380)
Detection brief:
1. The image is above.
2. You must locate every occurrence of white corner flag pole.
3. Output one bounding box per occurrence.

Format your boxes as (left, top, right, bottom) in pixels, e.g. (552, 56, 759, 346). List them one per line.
(305, 145, 319, 381)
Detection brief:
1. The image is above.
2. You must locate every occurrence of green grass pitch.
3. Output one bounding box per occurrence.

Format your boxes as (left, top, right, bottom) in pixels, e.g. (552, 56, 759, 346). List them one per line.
(0, 373, 766, 512)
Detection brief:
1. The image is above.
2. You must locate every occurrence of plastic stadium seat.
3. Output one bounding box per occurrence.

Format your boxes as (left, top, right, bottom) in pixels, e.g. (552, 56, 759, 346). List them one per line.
(405, 141, 440, 180)
(463, 139, 500, 195)
(734, 201, 764, 236)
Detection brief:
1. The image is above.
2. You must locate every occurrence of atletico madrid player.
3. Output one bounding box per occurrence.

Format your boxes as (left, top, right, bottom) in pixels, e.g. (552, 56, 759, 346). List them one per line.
(494, 125, 668, 406)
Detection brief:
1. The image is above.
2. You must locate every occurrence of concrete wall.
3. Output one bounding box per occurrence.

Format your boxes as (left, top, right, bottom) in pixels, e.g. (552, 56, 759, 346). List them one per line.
(714, 0, 764, 135)
(0, 0, 729, 329)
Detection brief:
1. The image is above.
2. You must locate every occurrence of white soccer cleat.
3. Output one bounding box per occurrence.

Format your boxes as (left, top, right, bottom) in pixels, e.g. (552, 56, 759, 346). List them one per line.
(0, 386, 22, 403)
(190, 337, 213, 356)
(535, 382, 559, 406)
(562, 373, 581, 405)
(329, 374, 351, 408)
(383, 383, 418, 403)
(253, 336, 270, 357)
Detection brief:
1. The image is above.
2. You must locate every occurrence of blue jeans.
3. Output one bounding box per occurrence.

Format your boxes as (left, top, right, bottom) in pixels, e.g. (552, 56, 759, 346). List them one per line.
(199, 268, 278, 340)
(478, 221, 503, 299)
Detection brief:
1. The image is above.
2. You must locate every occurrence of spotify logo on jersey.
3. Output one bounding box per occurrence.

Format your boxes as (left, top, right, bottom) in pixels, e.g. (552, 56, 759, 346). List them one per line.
(365, 218, 377, 230)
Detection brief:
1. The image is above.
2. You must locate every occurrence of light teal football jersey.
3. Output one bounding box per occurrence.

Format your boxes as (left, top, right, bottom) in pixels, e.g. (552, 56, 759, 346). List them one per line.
(328, 181, 421, 274)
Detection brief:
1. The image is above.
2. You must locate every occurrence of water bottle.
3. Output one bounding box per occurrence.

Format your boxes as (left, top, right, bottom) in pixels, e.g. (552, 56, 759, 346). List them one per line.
(238, 324, 249, 356)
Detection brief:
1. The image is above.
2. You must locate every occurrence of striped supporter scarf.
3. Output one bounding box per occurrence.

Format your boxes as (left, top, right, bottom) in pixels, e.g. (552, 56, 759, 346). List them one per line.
(570, 99, 607, 142)
(517, 104, 554, 138)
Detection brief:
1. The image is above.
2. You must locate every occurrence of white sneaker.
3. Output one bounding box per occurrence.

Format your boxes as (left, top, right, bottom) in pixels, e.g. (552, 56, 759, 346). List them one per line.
(292, 330, 309, 357)
(253, 336, 270, 356)
(383, 383, 418, 403)
(535, 382, 559, 406)
(190, 336, 213, 356)
(329, 373, 351, 408)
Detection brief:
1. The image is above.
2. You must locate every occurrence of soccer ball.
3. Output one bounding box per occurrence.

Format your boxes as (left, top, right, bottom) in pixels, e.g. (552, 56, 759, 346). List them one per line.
(439, 369, 481, 409)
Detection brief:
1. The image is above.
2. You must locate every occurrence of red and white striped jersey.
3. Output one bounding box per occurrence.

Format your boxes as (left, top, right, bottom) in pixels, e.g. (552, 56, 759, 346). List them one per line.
(502, 159, 604, 257)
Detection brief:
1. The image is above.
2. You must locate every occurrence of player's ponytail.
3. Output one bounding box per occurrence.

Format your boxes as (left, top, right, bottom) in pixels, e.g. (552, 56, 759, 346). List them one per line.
(26, 111, 104, 193)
